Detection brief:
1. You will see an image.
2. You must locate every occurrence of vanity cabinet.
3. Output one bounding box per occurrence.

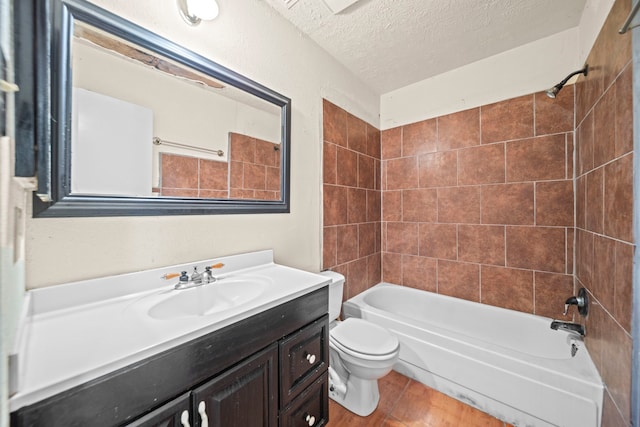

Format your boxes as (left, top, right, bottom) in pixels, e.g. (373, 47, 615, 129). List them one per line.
(10, 287, 328, 427)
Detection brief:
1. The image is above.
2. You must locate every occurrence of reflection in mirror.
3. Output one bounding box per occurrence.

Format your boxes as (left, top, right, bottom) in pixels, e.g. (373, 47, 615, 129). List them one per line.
(71, 22, 282, 201)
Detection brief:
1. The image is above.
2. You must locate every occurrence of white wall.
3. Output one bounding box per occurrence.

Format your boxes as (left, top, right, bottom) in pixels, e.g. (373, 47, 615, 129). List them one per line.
(25, 0, 379, 289)
(380, 0, 615, 129)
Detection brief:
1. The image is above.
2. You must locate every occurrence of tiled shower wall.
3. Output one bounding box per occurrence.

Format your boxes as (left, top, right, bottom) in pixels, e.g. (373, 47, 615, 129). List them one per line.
(380, 89, 575, 320)
(322, 1, 635, 424)
(323, 100, 382, 300)
(575, 0, 634, 425)
(158, 133, 281, 200)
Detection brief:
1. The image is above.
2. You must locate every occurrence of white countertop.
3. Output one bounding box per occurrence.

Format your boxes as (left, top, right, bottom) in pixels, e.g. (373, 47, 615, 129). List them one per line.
(9, 250, 330, 411)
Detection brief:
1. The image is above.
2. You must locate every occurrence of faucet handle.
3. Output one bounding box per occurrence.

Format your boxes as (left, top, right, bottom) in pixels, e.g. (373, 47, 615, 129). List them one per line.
(209, 262, 225, 269)
(563, 288, 589, 316)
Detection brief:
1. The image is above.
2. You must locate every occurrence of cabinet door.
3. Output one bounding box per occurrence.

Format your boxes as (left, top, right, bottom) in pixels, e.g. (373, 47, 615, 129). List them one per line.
(192, 344, 278, 427)
(125, 393, 191, 427)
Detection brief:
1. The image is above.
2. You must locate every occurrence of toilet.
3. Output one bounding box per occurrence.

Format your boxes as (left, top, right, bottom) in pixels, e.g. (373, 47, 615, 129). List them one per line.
(321, 271, 400, 416)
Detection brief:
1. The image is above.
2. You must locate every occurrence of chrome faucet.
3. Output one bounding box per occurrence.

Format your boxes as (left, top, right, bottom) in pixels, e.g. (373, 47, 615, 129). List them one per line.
(173, 266, 218, 290)
(550, 320, 585, 336)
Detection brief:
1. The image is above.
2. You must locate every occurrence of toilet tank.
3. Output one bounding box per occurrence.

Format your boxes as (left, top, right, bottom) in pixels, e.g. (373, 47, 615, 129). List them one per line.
(320, 271, 345, 321)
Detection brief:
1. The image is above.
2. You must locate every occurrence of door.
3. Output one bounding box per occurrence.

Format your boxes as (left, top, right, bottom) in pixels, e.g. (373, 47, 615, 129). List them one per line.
(125, 393, 191, 427)
(192, 343, 278, 427)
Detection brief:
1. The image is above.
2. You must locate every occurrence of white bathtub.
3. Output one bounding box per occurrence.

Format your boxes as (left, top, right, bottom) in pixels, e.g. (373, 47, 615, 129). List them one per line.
(342, 283, 603, 427)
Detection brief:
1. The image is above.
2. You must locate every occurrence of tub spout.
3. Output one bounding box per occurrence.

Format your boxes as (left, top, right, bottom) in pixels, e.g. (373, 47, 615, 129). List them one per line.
(550, 320, 585, 336)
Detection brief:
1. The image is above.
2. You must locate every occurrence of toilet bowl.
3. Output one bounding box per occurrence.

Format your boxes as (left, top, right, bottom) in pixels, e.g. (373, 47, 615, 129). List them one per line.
(321, 271, 399, 416)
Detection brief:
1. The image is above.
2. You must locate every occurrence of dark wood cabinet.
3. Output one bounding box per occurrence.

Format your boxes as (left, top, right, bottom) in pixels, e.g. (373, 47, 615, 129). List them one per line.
(11, 288, 329, 427)
(192, 344, 278, 427)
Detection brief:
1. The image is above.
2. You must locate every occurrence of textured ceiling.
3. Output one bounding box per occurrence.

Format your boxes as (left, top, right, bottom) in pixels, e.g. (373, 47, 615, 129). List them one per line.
(263, 0, 587, 94)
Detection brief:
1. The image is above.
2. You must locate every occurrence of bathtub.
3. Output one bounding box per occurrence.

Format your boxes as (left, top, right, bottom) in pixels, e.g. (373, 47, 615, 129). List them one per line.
(342, 283, 603, 427)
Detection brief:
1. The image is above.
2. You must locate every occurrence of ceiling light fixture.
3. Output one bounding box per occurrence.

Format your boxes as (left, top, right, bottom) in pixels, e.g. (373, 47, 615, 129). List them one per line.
(177, 0, 219, 26)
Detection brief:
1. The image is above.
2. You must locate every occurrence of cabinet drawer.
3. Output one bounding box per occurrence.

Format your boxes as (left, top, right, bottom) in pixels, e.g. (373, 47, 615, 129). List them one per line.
(279, 316, 328, 405)
(279, 374, 328, 427)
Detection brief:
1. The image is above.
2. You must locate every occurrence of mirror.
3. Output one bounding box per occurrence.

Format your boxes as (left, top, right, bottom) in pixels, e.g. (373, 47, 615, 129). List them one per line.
(14, 0, 291, 217)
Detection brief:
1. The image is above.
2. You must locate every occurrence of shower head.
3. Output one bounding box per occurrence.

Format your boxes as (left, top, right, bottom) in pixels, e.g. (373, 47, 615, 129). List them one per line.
(545, 65, 588, 99)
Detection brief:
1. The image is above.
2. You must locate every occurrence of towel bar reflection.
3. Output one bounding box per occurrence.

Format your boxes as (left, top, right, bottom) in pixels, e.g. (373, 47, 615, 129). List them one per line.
(619, 1, 640, 34)
(153, 137, 224, 157)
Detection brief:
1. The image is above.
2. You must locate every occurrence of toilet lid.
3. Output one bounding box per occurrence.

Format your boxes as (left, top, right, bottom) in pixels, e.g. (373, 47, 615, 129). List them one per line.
(331, 318, 399, 356)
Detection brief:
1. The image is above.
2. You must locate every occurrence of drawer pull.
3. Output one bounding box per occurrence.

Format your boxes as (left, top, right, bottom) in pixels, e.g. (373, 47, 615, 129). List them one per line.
(304, 413, 316, 426)
(198, 401, 209, 427)
(180, 410, 191, 427)
(305, 353, 316, 364)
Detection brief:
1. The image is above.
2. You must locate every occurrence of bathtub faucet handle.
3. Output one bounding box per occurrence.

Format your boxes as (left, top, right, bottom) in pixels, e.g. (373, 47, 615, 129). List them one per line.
(563, 288, 589, 316)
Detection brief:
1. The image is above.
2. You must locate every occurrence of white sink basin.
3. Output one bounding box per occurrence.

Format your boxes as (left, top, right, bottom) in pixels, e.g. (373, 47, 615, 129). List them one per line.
(144, 276, 271, 320)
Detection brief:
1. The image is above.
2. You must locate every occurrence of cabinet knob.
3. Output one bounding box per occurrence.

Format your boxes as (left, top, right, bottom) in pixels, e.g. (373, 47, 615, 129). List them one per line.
(305, 353, 316, 364)
(198, 401, 209, 427)
(180, 410, 191, 427)
(304, 413, 316, 426)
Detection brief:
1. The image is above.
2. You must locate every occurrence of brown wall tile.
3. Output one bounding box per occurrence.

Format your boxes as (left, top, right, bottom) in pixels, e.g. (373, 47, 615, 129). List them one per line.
(593, 234, 616, 310)
(385, 222, 419, 255)
(383, 191, 402, 222)
(347, 188, 368, 224)
(402, 189, 437, 222)
(367, 190, 382, 223)
(535, 85, 574, 135)
(602, 319, 632, 423)
(323, 184, 348, 226)
(506, 226, 566, 273)
(604, 154, 634, 242)
(481, 183, 534, 225)
(255, 139, 278, 167)
(615, 241, 633, 332)
(437, 260, 480, 302)
(230, 133, 256, 163)
(323, 226, 337, 269)
(336, 146, 358, 187)
(347, 258, 369, 298)
(161, 154, 198, 189)
(347, 113, 368, 154)
(402, 119, 437, 156)
(359, 222, 376, 258)
(576, 112, 595, 177)
(481, 266, 533, 312)
(161, 188, 198, 197)
(437, 108, 480, 151)
(402, 255, 437, 291)
(367, 123, 382, 159)
(386, 157, 419, 190)
(576, 228, 594, 289)
(323, 142, 337, 184)
(481, 95, 534, 143)
(266, 166, 280, 191)
(198, 189, 228, 198)
(336, 224, 359, 265)
(419, 223, 457, 260)
(615, 65, 633, 157)
(243, 163, 266, 190)
(586, 168, 604, 233)
(438, 187, 481, 223)
(418, 151, 457, 188)
(506, 134, 566, 182)
(576, 175, 586, 229)
(199, 159, 228, 190)
(367, 253, 382, 286)
(593, 88, 616, 168)
(457, 143, 505, 185)
(358, 154, 375, 189)
(458, 225, 505, 266)
(534, 272, 573, 319)
(535, 180, 574, 226)
(382, 127, 402, 159)
(383, 252, 402, 284)
(323, 99, 347, 147)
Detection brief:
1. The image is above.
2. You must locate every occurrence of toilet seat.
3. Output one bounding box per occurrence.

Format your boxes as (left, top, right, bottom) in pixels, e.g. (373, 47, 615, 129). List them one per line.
(330, 318, 399, 360)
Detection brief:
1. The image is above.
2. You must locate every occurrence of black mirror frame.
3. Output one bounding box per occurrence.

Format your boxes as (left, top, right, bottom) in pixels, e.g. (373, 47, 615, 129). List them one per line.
(14, 0, 291, 217)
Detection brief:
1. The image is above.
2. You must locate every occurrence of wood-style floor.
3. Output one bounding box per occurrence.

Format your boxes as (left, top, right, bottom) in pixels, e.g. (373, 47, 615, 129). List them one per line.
(328, 371, 515, 427)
